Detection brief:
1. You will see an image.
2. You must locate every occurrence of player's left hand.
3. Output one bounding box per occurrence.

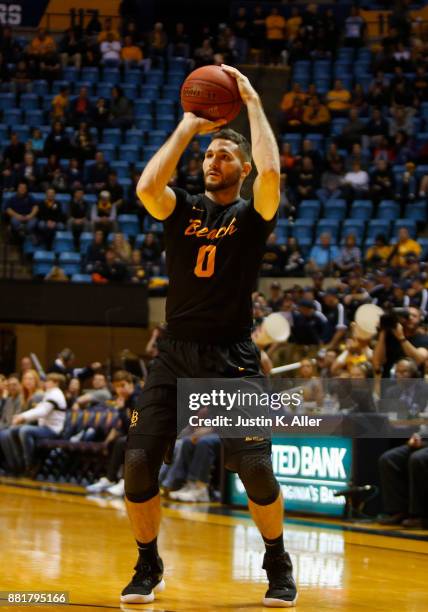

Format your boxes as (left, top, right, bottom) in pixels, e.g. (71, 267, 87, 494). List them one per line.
(221, 64, 259, 105)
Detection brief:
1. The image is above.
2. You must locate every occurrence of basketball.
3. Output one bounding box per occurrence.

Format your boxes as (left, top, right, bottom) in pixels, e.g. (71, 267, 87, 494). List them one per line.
(180, 65, 242, 124)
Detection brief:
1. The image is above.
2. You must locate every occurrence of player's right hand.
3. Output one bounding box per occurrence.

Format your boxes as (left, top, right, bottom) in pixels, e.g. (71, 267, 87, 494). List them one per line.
(182, 112, 226, 135)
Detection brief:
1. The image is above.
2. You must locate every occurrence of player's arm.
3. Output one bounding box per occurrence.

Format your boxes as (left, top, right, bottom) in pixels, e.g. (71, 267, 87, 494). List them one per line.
(137, 114, 226, 220)
(221, 65, 280, 221)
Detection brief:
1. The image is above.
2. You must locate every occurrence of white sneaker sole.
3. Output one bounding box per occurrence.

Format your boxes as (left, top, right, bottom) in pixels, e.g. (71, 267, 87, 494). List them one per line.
(263, 593, 298, 608)
(120, 579, 165, 604)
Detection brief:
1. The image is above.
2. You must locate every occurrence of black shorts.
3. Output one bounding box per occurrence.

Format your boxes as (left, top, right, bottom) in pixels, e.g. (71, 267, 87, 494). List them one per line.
(127, 334, 272, 470)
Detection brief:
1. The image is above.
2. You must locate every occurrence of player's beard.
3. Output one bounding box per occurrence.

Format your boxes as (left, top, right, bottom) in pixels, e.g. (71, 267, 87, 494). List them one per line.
(204, 168, 241, 192)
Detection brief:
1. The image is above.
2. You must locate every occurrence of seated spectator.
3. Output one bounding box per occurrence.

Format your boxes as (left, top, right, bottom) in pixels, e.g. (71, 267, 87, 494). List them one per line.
(92, 97, 111, 134)
(307, 232, 340, 276)
(389, 106, 414, 138)
(370, 159, 395, 205)
(393, 131, 415, 165)
(11, 59, 32, 94)
(331, 338, 373, 376)
(71, 372, 112, 410)
(109, 86, 133, 129)
(27, 28, 56, 63)
(140, 232, 162, 275)
(280, 82, 307, 114)
(51, 86, 70, 122)
(30, 128, 45, 158)
(0, 375, 23, 472)
(279, 143, 296, 175)
(343, 161, 369, 200)
(100, 32, 121, 64)
(261, 232, 285, 276)
(98, 17, 120, 43)
(265, 7, 286, 65)
(112, 232, 132, 263)
(164, 430, 221, 502)
(87, 151, 110, 192)
(351, 83, 368, 114)
(5, 182, 38, 242)
(58, 28, 83, 69)
(266, 281, 283, 312)
(326, 79, 351, 114)
(121, 35, 143, 65)
(286, 299, 328, 362)
(378, 431, 428, 528)
(298, 359, 324, 408)
(44, 121, 72, 159)
(71, 87, 92, 126)
(317, 159, 345, 204)
(15, 152, 40, 191)
(365, 233, 392, 267)
(344, 6, 365, 47)
(178, 158, 204, 195)
(169, 22, 190, 58)
(47, 348, 101, 380)
(65, 377, 81, 408)
(281, 97, 305, 133)
(7, 373, 67, 475)
(3, 133, 26, 168)
(302, 96, 331, 134)
(36, 188, 65, 249)
(73, 122, 96, 162)
(322, 288, 348, 349)
(414, 66, 428, 102)
(287, 7, 302, 42)
(39, 42, 61, 83)
(292, 156, 319, 202)
(366, 107, 390, 146)
(97, 248, 130, 282)
(148, 22, 168, 62)
(194, 39, 214, 67)
(129, 249, 146, 283)
(339, 108, 365, 150)
(91, 190, 117, 234)
(335, 234, 362, 275)
(283, 237, 304, 276)
(66, 158, 84, 191)
(81, 48, 100, 68)
(40, 154, 60, 189)
(105, 171, 124, 209)
(68, 188, 89, 248)
(84, 230, 106, 274)
(390, 227, 422, 267)
(86, 370, 142, 497)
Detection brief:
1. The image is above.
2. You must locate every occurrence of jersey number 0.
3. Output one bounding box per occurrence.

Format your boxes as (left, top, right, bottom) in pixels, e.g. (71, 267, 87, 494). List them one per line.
(194, 245, 216, 278)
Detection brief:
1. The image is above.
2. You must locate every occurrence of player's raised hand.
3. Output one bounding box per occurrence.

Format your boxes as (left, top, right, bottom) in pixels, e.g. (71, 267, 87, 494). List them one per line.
(182, 112, 226, 135)
(220, 64, 259, 105)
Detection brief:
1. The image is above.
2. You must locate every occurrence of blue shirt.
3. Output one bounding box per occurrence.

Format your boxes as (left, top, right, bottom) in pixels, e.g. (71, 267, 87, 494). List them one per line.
(309, 244, 340, 268)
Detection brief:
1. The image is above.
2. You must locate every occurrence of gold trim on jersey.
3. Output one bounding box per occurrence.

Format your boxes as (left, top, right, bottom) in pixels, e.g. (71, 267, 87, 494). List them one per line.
(184, 217, 238, 240)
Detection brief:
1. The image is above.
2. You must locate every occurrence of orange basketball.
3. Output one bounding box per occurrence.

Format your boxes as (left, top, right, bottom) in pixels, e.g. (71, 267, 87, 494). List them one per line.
(180, 65, 242, 124)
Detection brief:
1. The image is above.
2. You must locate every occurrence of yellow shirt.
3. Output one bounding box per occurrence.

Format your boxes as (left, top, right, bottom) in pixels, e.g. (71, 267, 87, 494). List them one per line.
(303, 104, 331, 126)
(266, 15, 286, 40)
(365, 244, 393, 263)
(287, 16, 302, 39)
(52, 93, 69, 118)
(393, 239, 422, 267)
(30, 35, 56, 55)
(280, 91, 306, 112)
(98, 29, 120, 43)
(326, 88, 351, 111)
(121, 46, 143, 62)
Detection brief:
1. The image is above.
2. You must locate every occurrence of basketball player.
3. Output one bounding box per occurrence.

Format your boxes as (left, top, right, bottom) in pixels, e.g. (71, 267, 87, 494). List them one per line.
(121, 65, 297, 608)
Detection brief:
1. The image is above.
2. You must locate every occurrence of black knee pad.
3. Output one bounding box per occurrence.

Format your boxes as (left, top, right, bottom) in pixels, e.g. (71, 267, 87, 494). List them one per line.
(124, 448, 161, 503)
(236, 453, 280, 506)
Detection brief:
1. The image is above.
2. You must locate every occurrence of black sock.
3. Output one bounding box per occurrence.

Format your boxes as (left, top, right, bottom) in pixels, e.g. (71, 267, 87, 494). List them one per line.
(136, 537, 158, 562)
(263, 533, 285, 557)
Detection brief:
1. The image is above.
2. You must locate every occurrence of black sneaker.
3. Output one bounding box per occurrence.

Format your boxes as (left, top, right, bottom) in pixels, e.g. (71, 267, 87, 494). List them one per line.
(262, 552, 298, 608)
(120, 554, 165, 604)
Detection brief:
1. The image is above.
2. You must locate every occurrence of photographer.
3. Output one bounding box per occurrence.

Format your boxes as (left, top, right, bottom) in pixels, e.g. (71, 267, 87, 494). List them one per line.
(373, 306, 428, 377)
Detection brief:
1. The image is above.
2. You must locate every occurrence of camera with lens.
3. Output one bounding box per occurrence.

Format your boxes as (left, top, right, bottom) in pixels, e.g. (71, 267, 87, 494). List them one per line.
(379, 307, 410, 331)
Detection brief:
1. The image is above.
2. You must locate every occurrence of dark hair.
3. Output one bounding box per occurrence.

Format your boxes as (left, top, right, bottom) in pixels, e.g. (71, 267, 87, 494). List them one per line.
(211, 128, 252, 163)
(113, 370, 134, 384)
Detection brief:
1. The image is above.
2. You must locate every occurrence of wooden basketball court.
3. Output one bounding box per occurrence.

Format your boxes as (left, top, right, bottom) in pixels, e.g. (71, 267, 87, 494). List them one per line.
(1, 480, 427, 611)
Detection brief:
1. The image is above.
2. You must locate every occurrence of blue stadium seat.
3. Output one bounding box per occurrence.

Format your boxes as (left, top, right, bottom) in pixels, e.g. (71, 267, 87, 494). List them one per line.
(144, 216, 163, 233)
(331, 118, 347, 136)
(3, 108, 22, 125)
(14, 126, 30, 141)
(119, 145, 140, 163)
(341, 219, 366, 243)
(162, 85, 180, 100)
(167, 72, 184, 87)
(376, 200, 400, 221)
(141, 85, 160, 99)
(156, 115, 175, 131)
(58, 252, 81, 275)
(124, 69, 143, 86)
(96, 83, 113, 98)
(337, 48, 355, 61)
(98, 144, 116, 162)
(52, 80, 71, 95)
(282, 133, 301, 154)
(102, 69, 120, 84)
(145, 70, 164, 86)
(118, 177, 132, 190)
(135, 115, 154, 130)
(350, 200, 373, 220)
(56, 194, 72, 215)
(111, 160, 131, 178)
(63, 67, 79, 82)
(32, 80, 48, 96)
(367, 220, 390, 240)
(297, 201, 320, 220)
(418, 237, 428, 258)
(122, 84, 137, 99)
(0, 124, 7, 140)
(135, 233, 146, 248)
(323, 200, 347, 220)
(53, 231, 74, 253)
(421, 102, 428, 119)
(71, 274, 92, 283)
(0, 93, 14, 110)
(135, 99, 153, 116)
(79, 232, 93, 253)
(20, 94, 39, 111)
(118, 214, 140, 236)
(316, 220, 339, 242)
(392, 219, 417, 238)
(157, 100, 175, 116)
(404, 201, 426, 222)
(142, 145, 158, 162)
(415, 164, 428, 181)
(147, 130, 167, 146)
(103, 128, 122, 145)
(23, 237, 36, 256)
(125, 129, 144, 146)
(169, 57, 189, 72)
(314, 79, 330, 94)
(81, 67, 100, 83)
(291, 219, 314, 241)
(33, 251, 56, 276)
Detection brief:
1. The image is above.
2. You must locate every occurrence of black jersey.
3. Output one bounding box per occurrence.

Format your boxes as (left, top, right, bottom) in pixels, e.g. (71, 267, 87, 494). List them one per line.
(162, 187, 276, 343)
